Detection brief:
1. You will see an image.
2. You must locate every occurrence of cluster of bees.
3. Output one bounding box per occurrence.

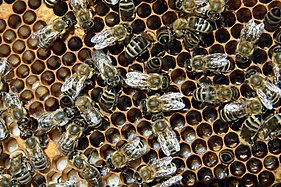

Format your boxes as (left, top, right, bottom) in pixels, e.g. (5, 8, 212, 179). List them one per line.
(0, 0, 281, 186)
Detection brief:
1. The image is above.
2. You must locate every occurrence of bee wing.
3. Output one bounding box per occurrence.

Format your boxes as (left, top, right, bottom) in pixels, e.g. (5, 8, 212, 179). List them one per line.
(0, 58, 10, 77)
(31, 25, 59, 39)
(154, 176, 183, 187)
(91, 29, 117, 49)
(92, 50, 113, 75)
(266, 80, 281, 95)
(241, 20, 264, 42)
(273, 64, 280, 84)
(205, 53, 229, 68)
(256, 88, 273, 110)
(160, 92, 185, 111)
(111, 0, 120, 5)
(125, 72, 150, 90)
(151, 156, 173, 167)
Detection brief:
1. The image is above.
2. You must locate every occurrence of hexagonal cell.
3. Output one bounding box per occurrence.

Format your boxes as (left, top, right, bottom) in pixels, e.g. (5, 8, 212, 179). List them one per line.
(208, 135, 223, 152)
(242, 174, 258, 187)
(214, 164, 229, 180)
(197, 167, 213, 183)
(186, 155, 202, 170)
(246, 158, 262, 174)
(264, 155, 279, 170)
(202, 151, 218, 167)
(192, 139, 207, 155)
(137, 120, 153, 137)
(181, 126, 196, 143)
(230, 161, 246, 177)
(90, 131, 105, 147)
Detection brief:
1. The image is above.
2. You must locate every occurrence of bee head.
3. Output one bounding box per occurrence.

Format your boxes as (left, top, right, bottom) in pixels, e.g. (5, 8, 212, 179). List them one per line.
(68, 150, 79, 161)
(245, 69, 258, 79)
(151, 113, 164, 122)
(161, 75, 169, 90)
(60, 95, 73, 108)
(133, 172, 143, 183)
(175, 0, 183, 10)
(122, 23, 133, 35)
(107, 75, 120, 87)
(235, 54, 249, 63)
(207, 11, 221, 21)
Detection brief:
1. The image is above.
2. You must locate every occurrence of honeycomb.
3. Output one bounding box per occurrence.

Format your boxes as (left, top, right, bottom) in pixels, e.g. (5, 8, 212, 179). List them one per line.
(0, 0, 281, 186)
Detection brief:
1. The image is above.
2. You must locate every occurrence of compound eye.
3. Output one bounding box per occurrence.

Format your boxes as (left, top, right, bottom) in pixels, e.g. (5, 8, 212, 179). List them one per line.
(242, 57, 248, 62)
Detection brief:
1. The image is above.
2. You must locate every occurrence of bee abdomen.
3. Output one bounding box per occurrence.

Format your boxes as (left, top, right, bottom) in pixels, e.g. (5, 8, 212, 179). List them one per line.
(145, 57, 162, 73)
(183, 31, 200, 50)
(125, 36, 148, 59)
(231, 87, 240, 101)
(264, 7, 281, 30)
(275, 30, 281, 45)
(119, 0, 135, 21)
(99, 91, 116, 111)
(187, 17, 213, 34)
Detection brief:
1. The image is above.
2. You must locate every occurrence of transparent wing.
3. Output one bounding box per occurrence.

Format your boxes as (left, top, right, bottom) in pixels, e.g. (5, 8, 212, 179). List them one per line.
(154, 176, 183, 187)
(160, 93, 185, 111)
(61, 74, 86, 98)
(151, 156, 173, 167)
(256, 88, 273, 110)
(69, 0, 88, 8)
(125, 72, 150, 90)
(205, 53, 229, 68)
(0, 58, 10, 78)
(110, 0, 120, 5)
(157, 128, 180, 156)
(266, 80, 281, 96)
(273, 64, 281, 85)
(32, 25, 60, 40)
(0, 119, 8, 140)
(91, 29, 117, 49)
(240, 20, 264, 43)
(92, 50, 113, 75)
(152, 157, 177, 178)
(122, 137, 147, 159)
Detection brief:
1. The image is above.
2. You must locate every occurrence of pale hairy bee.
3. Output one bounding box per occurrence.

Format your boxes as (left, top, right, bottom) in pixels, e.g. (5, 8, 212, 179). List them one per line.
(272, 46, 281, 86)
(108, 137, 149, 169)
(125, 72, 169, 91)
(145, 57, 163, 73)
(255, 114, 281, 141)
(119, 0, 136, 22)
(205, 0, 226, 21)
(171, 17, 212, 38)
(141, 92, 186, 115)
(0, 112, 9, 141)
(125, 34, 154, 59)
(0, 58, 11, 90)
(9, 150, 33, 185)
(235, 20, 264, 63)
(219, 98, 263, 122)
(193, 83, 239, 104)
(68, 151, 103, 187)
(153, 176, 183, 187)
(58, 122, 84, 155)
(91, 23, 132, 49)
(183, 31, 201, 50)
(175, 0, 208, 15)
(102, 0, 119, 5)
(185, 53, 232, 74)
(24, 136, 50, 171)
(156, 27, 173, 46)
(61, 63, 93, 99)
(91, 50, 120, 87)
(31, 14, 76, 48)
(1, 92, 27, 121)
(263, 7, 281, 30)
(99, 87, 119, 113)
(240, 114, 262, 144)
(151, 113, 180, 156)
(69, 0, 95, 31)
(246, 69, 281, 110)
(75, 95, 104, 128)
(44, 0, 59, 7)
(35, 109, 70, 136)
(134, 157, 177, 183)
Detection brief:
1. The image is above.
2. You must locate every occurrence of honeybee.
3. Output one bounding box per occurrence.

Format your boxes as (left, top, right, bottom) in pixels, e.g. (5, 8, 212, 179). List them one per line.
(183, 31, 201, 50)
(151, 114, 180, 156)
(263, 7, 281, 30)
(125, 72, 169, 91)
(171, 17, 212, 38)
(235, 20, 264, 63)
(108, 137, 149, 169)
(91, 50, 120, 87)
(75, 95, 104, 128)
(153, 176, 183, 187)
(0, 58, 11, 89)
(240, 114, 263, 145)
(145, 57, 163, 73)
(91, 23, 132, 49)
(68, 151, 103, 187)
(119, 0, 136, 22)
(246, 69, 281, 110)
(44, 0, 59, 7)
(61, 72, 87, 99)
(0, 174, 20, 187)
(219, 98, 263, 122)
(175, 0, 208, 14)
(24, 136, 50, 171)
(185, 53, 232, 74)
(0, 113, 9, 141)
(35, 109, 70, 136)
(31, 14, 76, 48)
(99, 87, 120, 113)
(141, 92, 185, 115)
(58, 122, 84, 155)
(273, 46, 281, 85)
(157, 27, 173, 46)
(193, 83, 239, 104)
(134, 157, 177, 183)
(9, 150, 33, 185)
(69, 0, 94, 31)
(17, 117, 38, 140)
(1, 92, 28, 121)
(255, 114, 281, 141)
